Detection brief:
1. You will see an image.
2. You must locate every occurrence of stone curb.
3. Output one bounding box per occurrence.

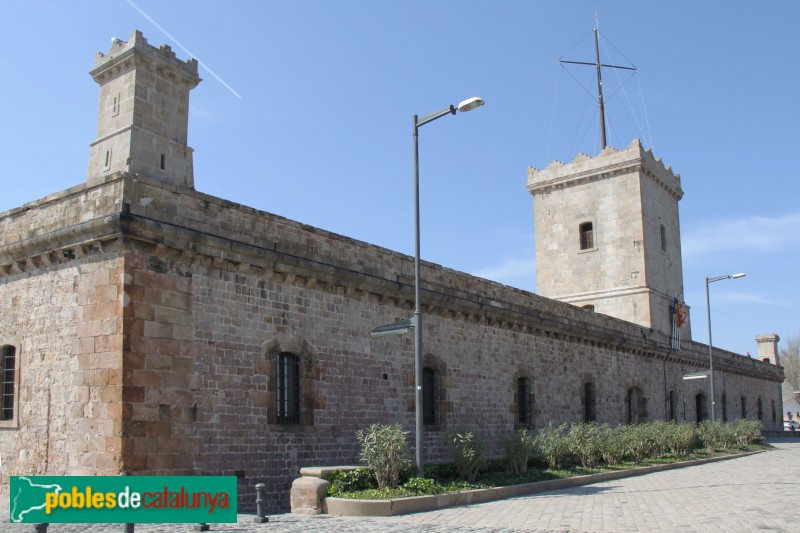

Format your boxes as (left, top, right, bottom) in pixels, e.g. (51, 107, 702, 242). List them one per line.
(323, 449, 765, 516)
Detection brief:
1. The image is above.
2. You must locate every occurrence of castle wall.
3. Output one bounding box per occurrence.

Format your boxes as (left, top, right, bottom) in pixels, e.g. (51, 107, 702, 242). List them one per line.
(0, 174, 784, 511)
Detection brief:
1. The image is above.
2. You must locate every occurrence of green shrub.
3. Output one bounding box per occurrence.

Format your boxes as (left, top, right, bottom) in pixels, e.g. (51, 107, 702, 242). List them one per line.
(598, 423, 628, 465)
(503, 428, 538, 474)
(624, 423, 660, 462)
(356, 423, 413, 489)
(447, 430, 488, 482)
(537, 422, 570, 470)
(402, 476, 444, 495)
(733, 419, 763, 446)
(325, 467, 377, 497)
(664, 422, 697, 457)
(567, 422, 604, 468)
(697, 421, 737, 452)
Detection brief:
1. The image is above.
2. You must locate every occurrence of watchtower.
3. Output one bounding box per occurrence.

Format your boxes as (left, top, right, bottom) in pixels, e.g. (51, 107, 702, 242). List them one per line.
(527, 140, 690, 339)
(87, 30, 201, 188)
(755, 334, 781, 365)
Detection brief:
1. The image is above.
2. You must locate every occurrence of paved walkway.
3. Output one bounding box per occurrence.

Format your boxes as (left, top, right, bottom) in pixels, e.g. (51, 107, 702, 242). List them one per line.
(4, 438, 800, 532)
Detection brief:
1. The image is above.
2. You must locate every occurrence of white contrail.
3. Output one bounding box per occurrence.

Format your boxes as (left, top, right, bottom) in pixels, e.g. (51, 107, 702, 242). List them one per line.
(124, 0, 243, 99)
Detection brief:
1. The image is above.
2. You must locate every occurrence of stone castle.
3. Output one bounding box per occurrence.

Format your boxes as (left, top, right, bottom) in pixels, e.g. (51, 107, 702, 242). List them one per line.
(0, 31, 784, 511)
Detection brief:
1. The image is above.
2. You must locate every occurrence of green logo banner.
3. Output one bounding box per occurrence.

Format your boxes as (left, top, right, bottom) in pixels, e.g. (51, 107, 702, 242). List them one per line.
(10, 476, 237, 523)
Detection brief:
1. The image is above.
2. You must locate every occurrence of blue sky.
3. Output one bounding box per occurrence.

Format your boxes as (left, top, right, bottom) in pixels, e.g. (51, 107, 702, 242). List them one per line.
(1, 1, 798, 356)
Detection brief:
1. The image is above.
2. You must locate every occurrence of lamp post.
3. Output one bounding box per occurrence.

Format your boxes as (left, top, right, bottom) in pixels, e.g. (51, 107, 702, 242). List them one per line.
(705, 272, 746, 422)
(412, 97, 484, 477)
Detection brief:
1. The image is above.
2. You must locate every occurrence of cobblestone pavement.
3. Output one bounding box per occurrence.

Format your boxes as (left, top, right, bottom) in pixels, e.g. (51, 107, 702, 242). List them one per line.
(4, 438, 799, 533)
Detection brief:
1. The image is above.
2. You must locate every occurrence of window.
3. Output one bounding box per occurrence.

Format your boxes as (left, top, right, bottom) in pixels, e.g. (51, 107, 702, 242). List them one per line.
(579, 222, 594, 250)
(423, 367, 437, 425)
(160, 153, 166, 170)
(695, 393, 708, 423)
(626, 387, 643, 424)
(276, 352, 300, 424)
(722, 394, 728, 423)
(668, 390, 677, 421)
(660, 224, 667, 252)
(1, 346, 16, 422)
(772, 400, 776, 422)
(740, 396, 747, 419)
(516, 377, 532, 427)
(757, 398, 763, 421)
(583, 382, 596, 422)
(582, 305, 595, 312)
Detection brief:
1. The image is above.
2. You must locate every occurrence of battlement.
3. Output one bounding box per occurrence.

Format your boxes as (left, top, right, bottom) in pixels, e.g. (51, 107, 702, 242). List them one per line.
(527, 139, 683, 200)
(90, 30, 199, 84)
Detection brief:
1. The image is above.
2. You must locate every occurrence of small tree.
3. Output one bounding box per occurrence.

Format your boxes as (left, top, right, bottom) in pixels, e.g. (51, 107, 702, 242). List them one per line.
(356, 423, 412, 489)
(567, 422, 604, 468)
(447, 430, 487, 482)
(503, 428, 538, 474)
(537, 422, 570, 470)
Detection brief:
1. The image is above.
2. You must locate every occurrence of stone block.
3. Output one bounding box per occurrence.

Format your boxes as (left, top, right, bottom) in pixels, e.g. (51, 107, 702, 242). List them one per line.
(290, 475, 331, 515)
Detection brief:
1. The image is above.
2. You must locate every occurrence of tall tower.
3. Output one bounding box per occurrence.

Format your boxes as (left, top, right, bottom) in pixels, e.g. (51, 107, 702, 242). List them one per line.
(755, 334, 780, 365)
(87, 30, 201, 188)
(527, 140, 690, 339)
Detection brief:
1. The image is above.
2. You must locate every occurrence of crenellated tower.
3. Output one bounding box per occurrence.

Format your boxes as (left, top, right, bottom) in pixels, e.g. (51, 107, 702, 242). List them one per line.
(527, 140, 690, 339)
(87, 30, 201, 188)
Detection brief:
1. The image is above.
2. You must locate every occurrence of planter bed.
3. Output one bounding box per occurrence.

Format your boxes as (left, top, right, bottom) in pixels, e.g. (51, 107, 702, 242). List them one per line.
(323, 450, 764, 516)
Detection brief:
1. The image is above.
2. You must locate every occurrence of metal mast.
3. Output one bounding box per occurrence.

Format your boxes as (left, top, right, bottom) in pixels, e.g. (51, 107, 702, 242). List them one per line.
(559, 18, 636, 149)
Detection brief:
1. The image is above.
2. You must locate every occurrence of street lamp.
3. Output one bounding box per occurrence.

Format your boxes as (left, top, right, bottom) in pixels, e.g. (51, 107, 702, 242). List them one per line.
(706, 272, 746, 422)
(411, 97, 484, 477)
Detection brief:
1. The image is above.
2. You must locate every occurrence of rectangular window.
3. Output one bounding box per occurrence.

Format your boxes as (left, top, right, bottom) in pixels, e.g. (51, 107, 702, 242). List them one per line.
(660, 224, 667, 252)
(276, 352, 300, 424)
(579, 222, 594, 250)
(517, 377, 531, 426)
(584, 382, 596, 422)
(423, 367, 436, 425)
(1, 346, 16, 421)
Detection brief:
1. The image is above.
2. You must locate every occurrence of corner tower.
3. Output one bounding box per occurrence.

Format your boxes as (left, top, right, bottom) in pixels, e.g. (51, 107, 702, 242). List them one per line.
(527, 140, 690, 339)
(87, 30, 201, 188)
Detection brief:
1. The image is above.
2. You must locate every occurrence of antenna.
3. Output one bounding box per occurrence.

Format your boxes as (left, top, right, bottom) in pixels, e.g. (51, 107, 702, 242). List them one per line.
(559, 16, 637, 149)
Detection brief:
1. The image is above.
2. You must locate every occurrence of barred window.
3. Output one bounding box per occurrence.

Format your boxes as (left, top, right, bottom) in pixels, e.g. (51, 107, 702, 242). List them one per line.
(668, 390, 677, 422)
(1, 346, 16, 421)
(423, 367, 437, 426)
(276, 352, 300, 424)
(579, 222, 594, 250)
(722, 394, 728, 423)
(517, 377, 532, 427)
(583, 382, 596, 422)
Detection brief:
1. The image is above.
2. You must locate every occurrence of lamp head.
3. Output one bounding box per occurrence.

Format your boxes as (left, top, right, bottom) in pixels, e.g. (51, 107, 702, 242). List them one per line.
(731, 273, 746, 279)
(457, 97, 485, 113)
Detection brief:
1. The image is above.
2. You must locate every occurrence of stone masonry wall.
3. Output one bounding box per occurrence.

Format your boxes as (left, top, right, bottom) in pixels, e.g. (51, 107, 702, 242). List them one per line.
(0, 173, 784, 512)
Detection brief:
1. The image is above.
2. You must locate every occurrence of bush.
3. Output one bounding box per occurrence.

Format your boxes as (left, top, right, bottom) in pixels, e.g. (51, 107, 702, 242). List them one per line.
(733, 419, 763, 446)
(503, 428, 538, 474)
(697, 421, 737, 452)
(664, 422, 697, 457)
(567, 422, 604, 468)
(624, 423, 659, 462)
(598, 423, 628, 465)
(402, 476, 444, 495)
(326, 467, 377, 497)
(447, 430, 488, 482)
(537, 422, 570, 470)
(356, 423, 413, 489)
